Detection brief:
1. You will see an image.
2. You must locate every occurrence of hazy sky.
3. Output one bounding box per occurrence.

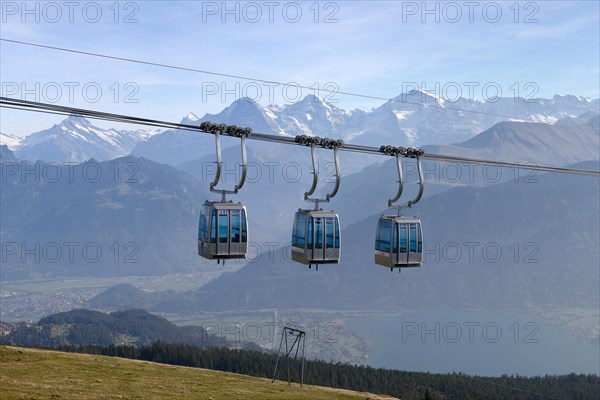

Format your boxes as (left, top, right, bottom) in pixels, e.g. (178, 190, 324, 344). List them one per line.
(1, 0, 599, 136)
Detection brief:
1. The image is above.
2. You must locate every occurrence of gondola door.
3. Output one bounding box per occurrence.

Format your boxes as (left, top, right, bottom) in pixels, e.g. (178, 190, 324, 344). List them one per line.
(229, 209, 242, 256)
(311, 216, 324, 263)
(308, 215, 338, 263)
(216, 208, 230, 256)
(324, 216, 337, 260)
(396, 223, 407, 265)
(407, 222, 422, 265)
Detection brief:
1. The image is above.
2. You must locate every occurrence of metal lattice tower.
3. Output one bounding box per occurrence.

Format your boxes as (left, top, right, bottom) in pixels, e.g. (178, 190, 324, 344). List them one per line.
(272, 326, 306, 387)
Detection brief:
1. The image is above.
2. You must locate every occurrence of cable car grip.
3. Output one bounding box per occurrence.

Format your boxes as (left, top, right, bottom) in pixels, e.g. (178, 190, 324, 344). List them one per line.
(201, 121, 252, 202)
(380, 145, 425, 215)
(295, 135, 343, 210)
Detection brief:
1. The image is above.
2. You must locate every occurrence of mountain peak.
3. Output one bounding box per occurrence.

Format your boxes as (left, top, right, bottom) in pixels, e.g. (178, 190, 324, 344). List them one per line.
(302, 93, 326, 103)
(233, 96, 260, 106)
(186, 112, 199, 121)
(297, 94, 336, 111)
(218, 97, 267, 116)
(64, 114, 94, 128)
(393, 89, 445, 107)
(285, 93, 340, 115)
(16, 116, 153, 163)
(181, 112, 200, 126)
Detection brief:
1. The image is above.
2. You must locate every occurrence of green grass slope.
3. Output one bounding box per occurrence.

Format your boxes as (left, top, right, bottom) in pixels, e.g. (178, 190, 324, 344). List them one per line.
(0, 346, 396, 400)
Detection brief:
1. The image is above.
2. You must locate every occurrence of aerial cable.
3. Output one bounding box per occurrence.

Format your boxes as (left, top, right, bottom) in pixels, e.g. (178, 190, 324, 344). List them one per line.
(2, 97, 599, 178)
(2, 38, 545, 122)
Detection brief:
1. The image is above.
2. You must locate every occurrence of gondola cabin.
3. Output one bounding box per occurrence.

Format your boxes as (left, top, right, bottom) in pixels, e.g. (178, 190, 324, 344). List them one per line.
(198, 201, 248, 262)
(292, 209, 340, 268)
(375, 216, 423, 269)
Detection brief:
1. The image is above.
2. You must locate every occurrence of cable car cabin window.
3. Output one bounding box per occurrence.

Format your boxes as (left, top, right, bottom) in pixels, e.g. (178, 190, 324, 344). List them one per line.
(307, 217, 313, 247)
(315, 218, 323, 249)
(325, 217, 334, 249)
(242, 209, 247, 242)
(335, 218, 340, 248)
(409, 224, 417, 253)
(218, 210, 229, 243)
(231, 210, 241, 242)
(393, 224, 399, 253)
(198, 212, 208, 241)
(417, 224, 422, 252)
(376, 219, 392, 252)
(210, 210, 217, 243)
(292, 213, 307, 247)
(399, 224, 407, 253)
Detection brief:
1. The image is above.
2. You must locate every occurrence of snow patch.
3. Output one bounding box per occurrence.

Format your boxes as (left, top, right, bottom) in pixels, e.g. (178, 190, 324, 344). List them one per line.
(403, 128, 418, 144)
(530, 114, 558, 124)
(264, 108, 278, 120)
(394, 110, 414, 122)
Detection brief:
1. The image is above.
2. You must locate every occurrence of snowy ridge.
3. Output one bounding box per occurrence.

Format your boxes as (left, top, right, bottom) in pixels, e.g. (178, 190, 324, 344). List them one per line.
(15, 115, 158, 163)
(190, 91, 599, 148)
(12, 91, 600, 165)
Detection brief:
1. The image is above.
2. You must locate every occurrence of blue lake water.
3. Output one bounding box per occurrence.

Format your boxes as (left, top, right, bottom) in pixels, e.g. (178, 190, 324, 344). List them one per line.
(346, 311, 600, 376)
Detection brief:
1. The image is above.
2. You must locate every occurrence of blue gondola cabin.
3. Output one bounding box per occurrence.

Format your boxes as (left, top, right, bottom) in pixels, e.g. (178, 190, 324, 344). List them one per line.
(292, 209, 340, 268)
(198, 201, 248, 261)
(375, 215, 423, 269)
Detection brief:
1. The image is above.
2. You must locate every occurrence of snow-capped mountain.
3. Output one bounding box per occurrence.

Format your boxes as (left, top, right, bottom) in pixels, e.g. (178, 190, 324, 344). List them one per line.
(12, 91, 599, 166)
(129, 92, 599, 167)
(344, 90, 600, 146)
(0, 132, 23, 150)
(180, 112, 201, 126)
(273, 94, 356, 137)
(14, 115, 159, 163)
(196, 95, 357, 137)
(193, 91, 598, 147)
(132, 96, 361, 165)
(199, 97, 285, 135)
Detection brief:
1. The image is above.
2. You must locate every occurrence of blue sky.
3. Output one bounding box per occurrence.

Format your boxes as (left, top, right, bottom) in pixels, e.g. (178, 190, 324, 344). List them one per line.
(1, 0, 599, 136)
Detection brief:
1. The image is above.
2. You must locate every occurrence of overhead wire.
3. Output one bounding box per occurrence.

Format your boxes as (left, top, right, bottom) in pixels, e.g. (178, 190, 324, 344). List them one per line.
(2, 97, 599, 177)
(2, 38, 537, 122)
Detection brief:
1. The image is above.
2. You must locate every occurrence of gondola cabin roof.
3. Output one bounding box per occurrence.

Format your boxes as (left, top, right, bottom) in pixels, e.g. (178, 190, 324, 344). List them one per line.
(380, 215, 421, 223)
(297, 209, 339, 217)
(204, 201, 246, 210)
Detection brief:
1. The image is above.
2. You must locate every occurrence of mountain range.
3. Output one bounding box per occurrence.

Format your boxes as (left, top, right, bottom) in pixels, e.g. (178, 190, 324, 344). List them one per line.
(132, 92, 599, 167)
(6, 116, 158, 163)
(4, 91, 598, 166)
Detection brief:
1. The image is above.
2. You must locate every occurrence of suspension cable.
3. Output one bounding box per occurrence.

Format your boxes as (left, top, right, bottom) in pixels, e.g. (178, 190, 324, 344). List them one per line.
(1, 97, 598, 178)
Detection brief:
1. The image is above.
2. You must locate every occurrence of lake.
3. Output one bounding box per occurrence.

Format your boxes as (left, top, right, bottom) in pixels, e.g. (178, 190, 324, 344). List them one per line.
(346, 310, 600, 376)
